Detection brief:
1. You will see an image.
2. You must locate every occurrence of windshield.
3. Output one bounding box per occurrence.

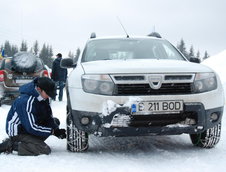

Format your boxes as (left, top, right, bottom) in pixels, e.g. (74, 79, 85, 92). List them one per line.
(82, 38, 185, 62)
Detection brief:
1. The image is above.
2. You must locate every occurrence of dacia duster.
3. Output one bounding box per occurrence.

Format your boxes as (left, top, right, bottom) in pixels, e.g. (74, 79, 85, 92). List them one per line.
(61, 33, 224, 152)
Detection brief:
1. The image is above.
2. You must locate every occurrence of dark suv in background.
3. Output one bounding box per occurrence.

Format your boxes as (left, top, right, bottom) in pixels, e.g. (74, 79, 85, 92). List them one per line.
(0, 52, 50, 106)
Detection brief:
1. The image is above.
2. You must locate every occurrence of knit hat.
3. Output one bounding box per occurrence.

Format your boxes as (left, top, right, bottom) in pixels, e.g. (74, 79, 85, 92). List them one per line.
(56, 53, 62, 58)
(36, 77, 56, 99)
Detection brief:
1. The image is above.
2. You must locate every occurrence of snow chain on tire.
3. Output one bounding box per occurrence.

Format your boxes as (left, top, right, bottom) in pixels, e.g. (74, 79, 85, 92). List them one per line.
(66, 113, 89, 152)
(190, 123, 221, 148)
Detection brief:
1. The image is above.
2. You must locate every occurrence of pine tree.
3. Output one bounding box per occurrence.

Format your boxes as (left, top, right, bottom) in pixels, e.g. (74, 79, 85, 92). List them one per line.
(203, 51, 210, 60)
(11, 45, 18, 56)
(39, 44, 54, 68)
(3, 41, 12, 57)
(67, 48, 80, 62)
(196, 50, 200, 58)
(189, 45, 195, 59)
(48, 46, 53, 57)
(2, 41, 18, 57)
(47, 45, 54, 68)
(33, 40, 39, 55)
(196, 50, 201, 61)
(177, 39, 188, 59)
(39, 43, 48, 64)
(20, 40, 28, 51)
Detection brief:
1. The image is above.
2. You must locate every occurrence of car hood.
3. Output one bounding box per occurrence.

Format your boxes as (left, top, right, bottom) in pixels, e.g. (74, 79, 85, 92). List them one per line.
(81, 59, 213, 74)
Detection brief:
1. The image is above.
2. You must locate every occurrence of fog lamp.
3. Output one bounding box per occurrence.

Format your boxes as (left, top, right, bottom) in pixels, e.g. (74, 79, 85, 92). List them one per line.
(81, 117, 90, 125)
(210, 113, 218, 122)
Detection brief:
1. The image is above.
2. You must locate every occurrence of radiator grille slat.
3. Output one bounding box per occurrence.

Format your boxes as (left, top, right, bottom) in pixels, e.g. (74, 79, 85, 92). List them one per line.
(114, 83, 193, 95)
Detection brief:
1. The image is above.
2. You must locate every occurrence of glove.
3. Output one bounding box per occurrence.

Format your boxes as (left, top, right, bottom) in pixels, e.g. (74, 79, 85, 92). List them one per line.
(53, 128, 66, 139)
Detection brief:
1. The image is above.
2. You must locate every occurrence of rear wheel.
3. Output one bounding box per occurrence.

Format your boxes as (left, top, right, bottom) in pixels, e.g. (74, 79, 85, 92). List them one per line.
(66, 110, 89, 152)
(190, 123, 221, 148)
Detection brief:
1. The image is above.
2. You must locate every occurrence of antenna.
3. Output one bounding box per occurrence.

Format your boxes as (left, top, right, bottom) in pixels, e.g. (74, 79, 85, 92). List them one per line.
(117, 17, 129, 38)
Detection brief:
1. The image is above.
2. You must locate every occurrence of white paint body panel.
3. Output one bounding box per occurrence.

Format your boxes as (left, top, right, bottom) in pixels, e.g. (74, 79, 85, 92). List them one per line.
(67, 59, 225, 113)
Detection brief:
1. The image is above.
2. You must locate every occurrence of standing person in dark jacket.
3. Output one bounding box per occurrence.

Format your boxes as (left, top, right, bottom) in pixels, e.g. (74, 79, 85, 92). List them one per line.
(0, 77, 66, 156)
(51, 53, 68, 101)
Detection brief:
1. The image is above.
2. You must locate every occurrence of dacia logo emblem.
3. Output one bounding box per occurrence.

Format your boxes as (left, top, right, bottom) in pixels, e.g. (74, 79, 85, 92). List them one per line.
(148, 75, 163, 89)
(23, 72, 27, 76)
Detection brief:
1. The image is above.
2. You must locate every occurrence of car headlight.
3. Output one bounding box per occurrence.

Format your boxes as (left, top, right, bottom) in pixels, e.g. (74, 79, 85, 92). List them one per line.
(193, 73, 217, 93)
(82, 75, 114, 95)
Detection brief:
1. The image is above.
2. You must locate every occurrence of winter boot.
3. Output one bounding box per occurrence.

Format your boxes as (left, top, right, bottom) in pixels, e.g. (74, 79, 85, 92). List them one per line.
(0, 138, 13, 154)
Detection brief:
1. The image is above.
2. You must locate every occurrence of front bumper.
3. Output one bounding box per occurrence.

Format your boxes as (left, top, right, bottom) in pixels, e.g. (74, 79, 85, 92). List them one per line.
(71, 103, 224, 137)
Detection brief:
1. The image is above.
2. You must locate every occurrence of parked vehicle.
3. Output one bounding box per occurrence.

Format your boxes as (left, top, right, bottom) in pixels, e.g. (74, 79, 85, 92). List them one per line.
(0, 52, 50, 106)
(61, 33, 224, 152)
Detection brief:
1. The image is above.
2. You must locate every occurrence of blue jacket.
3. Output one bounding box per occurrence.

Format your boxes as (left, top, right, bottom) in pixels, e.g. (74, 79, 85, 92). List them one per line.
(51, 57, 67, 82)
(6, 79, 58, 138)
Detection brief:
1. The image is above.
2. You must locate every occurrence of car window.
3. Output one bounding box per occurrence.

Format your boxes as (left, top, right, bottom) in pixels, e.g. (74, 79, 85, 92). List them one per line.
(82, 39, 185, 62)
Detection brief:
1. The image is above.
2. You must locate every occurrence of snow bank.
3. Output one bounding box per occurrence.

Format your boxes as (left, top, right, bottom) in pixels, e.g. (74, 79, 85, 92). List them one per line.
(202, 50, 226, 83)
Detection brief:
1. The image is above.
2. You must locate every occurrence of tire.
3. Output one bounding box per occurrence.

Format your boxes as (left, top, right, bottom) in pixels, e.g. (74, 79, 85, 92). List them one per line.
(66, 110, 89, 152)
(11, 52, 37, 73)
(190, 123, 221, 148)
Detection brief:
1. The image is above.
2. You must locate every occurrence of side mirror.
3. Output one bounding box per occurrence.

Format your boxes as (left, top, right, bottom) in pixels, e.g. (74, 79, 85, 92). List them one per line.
(189, 57, 200, 63)
(60, 58, 77, 68)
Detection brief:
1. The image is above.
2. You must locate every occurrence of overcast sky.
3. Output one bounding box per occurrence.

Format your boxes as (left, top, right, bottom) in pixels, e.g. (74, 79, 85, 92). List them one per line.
(0, 0, 225, 57)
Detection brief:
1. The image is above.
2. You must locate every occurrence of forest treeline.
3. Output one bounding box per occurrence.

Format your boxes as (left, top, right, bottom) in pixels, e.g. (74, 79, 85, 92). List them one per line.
(0, 39, 209, 68)
(0, 40, 80, 68)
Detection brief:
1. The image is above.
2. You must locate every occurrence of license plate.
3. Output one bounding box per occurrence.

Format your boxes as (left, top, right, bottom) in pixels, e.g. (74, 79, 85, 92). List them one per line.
(15, 79, 32, 84)
(131, 100, 183, 114)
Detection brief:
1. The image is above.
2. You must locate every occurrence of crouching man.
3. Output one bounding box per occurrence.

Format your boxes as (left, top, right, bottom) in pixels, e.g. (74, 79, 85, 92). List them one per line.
(0, 77, 66, 156)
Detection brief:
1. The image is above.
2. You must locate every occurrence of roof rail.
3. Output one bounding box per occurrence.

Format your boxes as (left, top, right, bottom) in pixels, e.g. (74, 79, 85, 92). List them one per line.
(147, 32, 162, 38)
(90, 32, 96, 39)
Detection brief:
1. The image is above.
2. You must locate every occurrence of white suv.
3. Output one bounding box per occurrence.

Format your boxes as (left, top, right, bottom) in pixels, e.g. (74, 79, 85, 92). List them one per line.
(61, 33, 224, 152)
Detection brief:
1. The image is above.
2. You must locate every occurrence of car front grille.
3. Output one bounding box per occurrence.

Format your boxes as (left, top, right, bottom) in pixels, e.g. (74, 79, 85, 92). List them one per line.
(114, 83, 193, 95)
(111, 74, 195, 95)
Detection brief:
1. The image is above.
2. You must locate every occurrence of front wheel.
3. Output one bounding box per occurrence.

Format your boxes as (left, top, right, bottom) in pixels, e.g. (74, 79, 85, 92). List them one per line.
(190, 123, 221, 148)
(66, 112, 89, 152)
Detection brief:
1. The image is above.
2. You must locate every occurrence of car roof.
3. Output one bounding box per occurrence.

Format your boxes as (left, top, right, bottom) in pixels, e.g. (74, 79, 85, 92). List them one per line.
(87, 35, 165, 42)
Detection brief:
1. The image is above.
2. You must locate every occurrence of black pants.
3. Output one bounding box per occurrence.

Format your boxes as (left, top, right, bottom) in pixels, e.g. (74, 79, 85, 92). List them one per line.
(11, 134, 51, 156)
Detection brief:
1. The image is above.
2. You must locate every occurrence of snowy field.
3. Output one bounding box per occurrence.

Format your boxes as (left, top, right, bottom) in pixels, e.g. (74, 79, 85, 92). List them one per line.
(0, 51, 226, 172)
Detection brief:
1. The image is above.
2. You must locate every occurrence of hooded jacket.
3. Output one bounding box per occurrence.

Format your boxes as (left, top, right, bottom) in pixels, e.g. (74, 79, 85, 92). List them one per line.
(51, 57, 67, 82)
(6, 79, 58, 138)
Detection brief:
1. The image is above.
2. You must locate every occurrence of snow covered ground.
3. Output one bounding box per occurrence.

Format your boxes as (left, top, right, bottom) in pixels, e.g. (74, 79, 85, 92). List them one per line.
(0, 51, 226, 172)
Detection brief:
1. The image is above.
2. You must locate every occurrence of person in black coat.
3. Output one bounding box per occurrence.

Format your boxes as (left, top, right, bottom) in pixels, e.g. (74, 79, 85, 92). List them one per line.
(51, 53, 68, 101)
